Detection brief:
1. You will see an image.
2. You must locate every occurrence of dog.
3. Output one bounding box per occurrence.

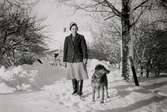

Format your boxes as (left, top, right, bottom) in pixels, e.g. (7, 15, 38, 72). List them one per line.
(91, 64, 110, 103)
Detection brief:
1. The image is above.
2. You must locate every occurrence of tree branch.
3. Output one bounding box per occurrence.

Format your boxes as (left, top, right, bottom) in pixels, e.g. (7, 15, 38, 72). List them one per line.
(74, 5, 113, 13)
(65, 1, 113, 14)
(133, 0, 150, 11)
(103, 0, 122, 17)
(130, 8, 145, 27)
(160, 0, 167, 9)
(104, 14, 116, 20)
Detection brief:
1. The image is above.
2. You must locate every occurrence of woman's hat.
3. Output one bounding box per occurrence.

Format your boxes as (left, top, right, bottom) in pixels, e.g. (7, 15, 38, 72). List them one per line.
(69, 22, 78, 30)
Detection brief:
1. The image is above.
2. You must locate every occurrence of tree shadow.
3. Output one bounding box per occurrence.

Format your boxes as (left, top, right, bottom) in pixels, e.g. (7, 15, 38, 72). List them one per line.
(96, 96, 167, 112)
(133, 88, 151, 94)
(138, 74, 167, 82)
(111, 84, 134, 97)
(0, 89, 40, 95)
(112, 80, 167, 95)
(142, 81, 167, 90)
(157, 74, 167, 78)
(113, 84, 135, 90)
(96, 79, 167, 112)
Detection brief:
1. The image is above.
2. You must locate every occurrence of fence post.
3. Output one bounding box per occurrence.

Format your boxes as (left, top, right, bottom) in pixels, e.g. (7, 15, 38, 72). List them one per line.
(129, 56, 139, 86)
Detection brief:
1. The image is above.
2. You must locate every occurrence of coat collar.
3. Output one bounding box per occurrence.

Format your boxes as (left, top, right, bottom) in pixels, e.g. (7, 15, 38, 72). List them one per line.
(70, 33, 79, 40)
(69, 33, 80, 44)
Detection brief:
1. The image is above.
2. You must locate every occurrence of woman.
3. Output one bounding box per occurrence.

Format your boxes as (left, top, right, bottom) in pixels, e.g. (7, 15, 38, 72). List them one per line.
(63, 22, 88, 96)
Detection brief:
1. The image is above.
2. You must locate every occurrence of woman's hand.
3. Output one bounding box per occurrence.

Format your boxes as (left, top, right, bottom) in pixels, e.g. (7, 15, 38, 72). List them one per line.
(83, 59, 87, 65)
(64, 62, 67, 68)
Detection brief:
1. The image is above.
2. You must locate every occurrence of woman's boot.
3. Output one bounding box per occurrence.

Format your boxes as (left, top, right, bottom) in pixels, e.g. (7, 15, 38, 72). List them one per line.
(72, 79, 78, 95)
(77, 80, 83, 96)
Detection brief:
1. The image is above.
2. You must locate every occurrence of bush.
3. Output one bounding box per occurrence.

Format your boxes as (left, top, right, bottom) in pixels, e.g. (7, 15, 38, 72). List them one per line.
(16, 54, 36, 65)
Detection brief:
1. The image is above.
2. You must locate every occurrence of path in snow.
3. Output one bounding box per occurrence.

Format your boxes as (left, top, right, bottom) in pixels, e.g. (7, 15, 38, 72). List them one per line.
(0, 70, 167, 112)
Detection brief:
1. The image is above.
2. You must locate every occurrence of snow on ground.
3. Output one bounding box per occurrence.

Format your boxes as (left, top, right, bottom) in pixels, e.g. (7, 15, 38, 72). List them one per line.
(0, 59, 167, 112)
(0, 83, 16, 93)
(41, 72, 167, 112)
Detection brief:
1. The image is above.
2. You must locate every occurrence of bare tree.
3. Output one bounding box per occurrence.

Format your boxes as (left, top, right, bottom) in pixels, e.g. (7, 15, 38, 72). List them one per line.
(56, 0, 153, 81)
(89, 16, 121, 67)
(132, 4, 167, 78)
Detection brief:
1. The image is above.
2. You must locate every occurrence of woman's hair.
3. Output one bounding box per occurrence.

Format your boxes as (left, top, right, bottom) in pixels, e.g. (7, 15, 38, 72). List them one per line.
(69, 22, 78, 31)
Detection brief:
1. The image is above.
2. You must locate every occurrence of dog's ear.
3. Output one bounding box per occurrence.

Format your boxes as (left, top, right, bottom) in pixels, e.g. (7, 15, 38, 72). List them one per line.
(95, 64, 103, 70)
(106, 69, 110, 74)
(103, 67, 110, 74)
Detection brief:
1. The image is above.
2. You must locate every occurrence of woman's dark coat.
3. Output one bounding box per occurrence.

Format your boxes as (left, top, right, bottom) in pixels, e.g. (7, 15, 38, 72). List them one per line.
(63, 33, 88, 62)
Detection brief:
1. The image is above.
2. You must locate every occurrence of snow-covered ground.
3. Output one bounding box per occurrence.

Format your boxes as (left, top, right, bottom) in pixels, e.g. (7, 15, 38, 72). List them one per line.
(0, 59, 167, 112)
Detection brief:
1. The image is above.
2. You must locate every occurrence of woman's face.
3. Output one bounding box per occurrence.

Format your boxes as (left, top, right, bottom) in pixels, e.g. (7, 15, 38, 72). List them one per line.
(71, 25, 78, 35)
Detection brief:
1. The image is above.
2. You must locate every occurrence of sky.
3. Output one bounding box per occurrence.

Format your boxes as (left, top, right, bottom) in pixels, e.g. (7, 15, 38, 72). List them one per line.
(32, 0, 94, 50)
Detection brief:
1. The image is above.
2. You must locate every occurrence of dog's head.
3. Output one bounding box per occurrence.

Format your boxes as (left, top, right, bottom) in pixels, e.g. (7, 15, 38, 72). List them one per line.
(95, 64, 110, 75)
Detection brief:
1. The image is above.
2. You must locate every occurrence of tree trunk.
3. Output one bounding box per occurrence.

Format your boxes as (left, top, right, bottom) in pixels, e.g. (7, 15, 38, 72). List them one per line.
(146, 64, 150, 78)
(146, 58, 151, 78)
(140, 63, 144, 77)
(121, 0, 131, 80)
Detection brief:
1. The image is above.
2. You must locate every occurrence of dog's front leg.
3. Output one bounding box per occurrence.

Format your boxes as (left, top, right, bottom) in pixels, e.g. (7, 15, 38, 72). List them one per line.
(105, 86, 110, 98)
(92, 88, 95, 102)
(100, 86, 104, 103)
(97, 87, 100, 98)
